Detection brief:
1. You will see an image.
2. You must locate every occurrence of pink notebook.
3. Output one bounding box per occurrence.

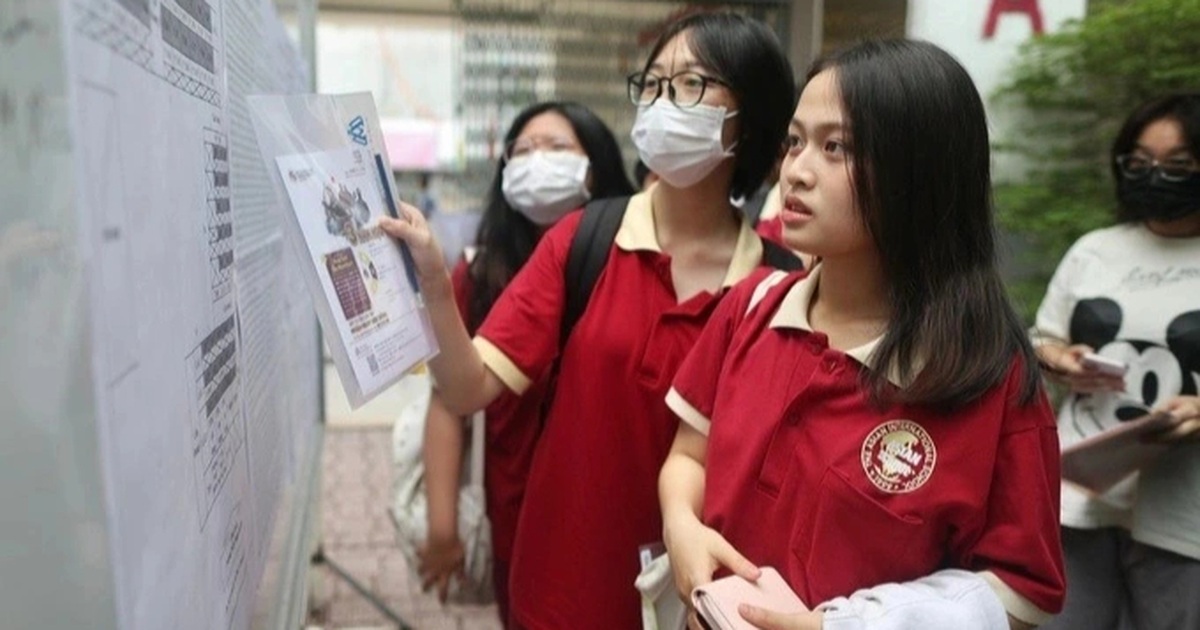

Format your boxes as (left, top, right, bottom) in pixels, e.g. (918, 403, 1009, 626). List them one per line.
(691, 568, 807, 630)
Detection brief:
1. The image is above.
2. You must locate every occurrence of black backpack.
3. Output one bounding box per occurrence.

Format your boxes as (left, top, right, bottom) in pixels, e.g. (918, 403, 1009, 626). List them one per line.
(559, 196, 803, 350)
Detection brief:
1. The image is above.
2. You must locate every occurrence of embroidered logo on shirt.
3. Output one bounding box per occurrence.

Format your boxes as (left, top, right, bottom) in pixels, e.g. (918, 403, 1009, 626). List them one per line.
(861, 420, 936, 493)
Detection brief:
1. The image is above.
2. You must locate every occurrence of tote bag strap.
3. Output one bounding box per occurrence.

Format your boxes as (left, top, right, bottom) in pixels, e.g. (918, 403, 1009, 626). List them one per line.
(467, 410, 485, 491)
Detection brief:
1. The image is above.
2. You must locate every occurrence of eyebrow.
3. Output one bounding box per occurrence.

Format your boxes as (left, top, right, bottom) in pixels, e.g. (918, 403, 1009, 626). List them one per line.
(1133, 144, 1193, 157)
(648, 60, 707, 73)
(789, 118, 845, 135)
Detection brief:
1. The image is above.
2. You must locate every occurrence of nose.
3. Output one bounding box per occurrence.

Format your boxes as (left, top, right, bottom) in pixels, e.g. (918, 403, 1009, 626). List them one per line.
(781, 147, 815, 191)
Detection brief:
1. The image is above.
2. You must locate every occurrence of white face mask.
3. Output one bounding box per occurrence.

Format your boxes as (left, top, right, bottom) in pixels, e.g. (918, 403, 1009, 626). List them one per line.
(501, 151, 592, 225)
(631, 102, 739, 188)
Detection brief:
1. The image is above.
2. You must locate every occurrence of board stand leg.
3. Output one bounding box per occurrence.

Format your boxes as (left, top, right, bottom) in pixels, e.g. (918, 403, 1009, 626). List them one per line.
(312, 546, 415, 630)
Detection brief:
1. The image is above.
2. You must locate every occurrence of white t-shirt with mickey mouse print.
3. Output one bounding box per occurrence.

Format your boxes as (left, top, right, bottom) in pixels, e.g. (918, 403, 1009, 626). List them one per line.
(1034, 222, 1200, 561)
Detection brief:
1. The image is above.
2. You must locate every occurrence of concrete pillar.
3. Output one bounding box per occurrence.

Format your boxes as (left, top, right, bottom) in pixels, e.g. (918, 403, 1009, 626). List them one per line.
(788, 0, 823, 77)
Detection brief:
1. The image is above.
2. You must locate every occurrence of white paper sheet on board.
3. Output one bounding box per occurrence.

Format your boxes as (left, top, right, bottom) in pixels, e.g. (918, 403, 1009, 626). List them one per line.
(63, 1, 314, 629)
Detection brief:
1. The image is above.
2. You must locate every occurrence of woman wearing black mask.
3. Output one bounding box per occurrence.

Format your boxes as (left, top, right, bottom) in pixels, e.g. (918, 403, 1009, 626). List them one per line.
(1033, 94, 1200, 629)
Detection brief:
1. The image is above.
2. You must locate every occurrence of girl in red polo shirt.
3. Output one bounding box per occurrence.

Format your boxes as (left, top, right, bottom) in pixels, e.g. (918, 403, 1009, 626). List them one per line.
(381, 13, 798, 629)
(660, 40, 1066, 630)
(418, 101, 633, 622)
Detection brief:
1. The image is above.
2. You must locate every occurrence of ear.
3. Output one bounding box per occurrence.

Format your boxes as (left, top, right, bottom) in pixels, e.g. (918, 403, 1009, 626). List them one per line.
(1069, 297, 1123, 349)
(1167, 310, 1200, 377)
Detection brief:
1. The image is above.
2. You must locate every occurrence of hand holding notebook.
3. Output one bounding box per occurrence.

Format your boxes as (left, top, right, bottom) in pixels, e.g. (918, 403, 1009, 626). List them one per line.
(1061, 409, 1175, 494)
(691, 567, 807, 630)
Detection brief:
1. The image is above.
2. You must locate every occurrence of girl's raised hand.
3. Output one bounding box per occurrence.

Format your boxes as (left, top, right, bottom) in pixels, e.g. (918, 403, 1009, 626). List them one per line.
(378, 201, 450, 292)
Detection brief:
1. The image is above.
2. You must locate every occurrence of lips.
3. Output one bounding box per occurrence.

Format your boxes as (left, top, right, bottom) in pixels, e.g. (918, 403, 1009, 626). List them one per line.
(780, 196, 814, 226)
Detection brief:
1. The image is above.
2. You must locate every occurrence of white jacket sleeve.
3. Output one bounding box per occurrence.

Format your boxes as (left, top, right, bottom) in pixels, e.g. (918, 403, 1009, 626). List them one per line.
(816, 570, 1010, 630)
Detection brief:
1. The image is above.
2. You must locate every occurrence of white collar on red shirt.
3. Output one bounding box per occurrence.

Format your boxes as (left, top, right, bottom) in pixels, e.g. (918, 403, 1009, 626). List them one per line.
(614, 185, 763, 289)
(767, 266, 914, 387)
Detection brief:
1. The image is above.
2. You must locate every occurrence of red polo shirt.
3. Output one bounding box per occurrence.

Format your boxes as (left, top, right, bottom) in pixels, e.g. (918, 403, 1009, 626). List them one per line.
(450, 258, 546, 568)
(752, 183, 784, 246)
(754, 216, 784, 247)
(475, 189, 772, 630)
(666, 268, 1066, 626)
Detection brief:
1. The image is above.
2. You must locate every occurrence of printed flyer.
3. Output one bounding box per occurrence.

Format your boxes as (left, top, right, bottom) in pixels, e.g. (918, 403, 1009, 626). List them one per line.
(275, 144, 435, 405)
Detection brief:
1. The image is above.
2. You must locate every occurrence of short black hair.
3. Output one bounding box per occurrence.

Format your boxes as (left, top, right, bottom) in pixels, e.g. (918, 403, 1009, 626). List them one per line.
(808, 39, 1041, 409)
(1110, 93, 1200, 223)
(642, 12, 795, 200)
(468, 101, 634, 332)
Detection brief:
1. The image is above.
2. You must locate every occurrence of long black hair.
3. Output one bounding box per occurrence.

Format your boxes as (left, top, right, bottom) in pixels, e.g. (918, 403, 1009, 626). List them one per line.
(641, 12, 795, 200)
(809, 39, 1041, 409)
(466, 101, 634, 332)
(1110, 93, 1200, 223)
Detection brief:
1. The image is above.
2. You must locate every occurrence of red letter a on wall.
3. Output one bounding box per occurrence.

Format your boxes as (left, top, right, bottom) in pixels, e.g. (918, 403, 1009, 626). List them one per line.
(983, 0, 1045, 39)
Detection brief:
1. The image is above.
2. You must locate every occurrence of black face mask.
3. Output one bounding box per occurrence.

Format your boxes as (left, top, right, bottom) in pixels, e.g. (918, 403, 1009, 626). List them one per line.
(1118, 171, 1200, 223)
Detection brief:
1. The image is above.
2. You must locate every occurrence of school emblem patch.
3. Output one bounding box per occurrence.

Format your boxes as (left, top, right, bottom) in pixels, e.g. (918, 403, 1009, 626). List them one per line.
(861, 420, 936, 493)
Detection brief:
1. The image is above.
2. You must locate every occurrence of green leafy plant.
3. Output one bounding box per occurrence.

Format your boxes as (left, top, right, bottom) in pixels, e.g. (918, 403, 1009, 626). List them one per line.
(993, 0, 1200, 319)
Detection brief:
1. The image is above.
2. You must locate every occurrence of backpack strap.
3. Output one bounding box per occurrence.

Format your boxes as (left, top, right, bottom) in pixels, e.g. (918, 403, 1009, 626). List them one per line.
(760, 238, 804, 272)
(560, 196, 630, 350)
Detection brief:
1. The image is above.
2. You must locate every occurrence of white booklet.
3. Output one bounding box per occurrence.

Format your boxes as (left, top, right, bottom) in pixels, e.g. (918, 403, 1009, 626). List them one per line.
(1061, 411, 1174, 495)
(248, 93, 437, 408)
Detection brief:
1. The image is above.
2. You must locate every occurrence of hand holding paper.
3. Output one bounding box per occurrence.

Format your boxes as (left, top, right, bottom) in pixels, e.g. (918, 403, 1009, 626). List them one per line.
(378, 203, 451, 294)
(1146, 396, 1200, 443)
(1061, 410, 1176, 494)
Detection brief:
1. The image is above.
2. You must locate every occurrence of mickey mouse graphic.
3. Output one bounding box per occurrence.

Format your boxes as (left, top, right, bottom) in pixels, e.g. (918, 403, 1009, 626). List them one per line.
(1066, 297, 1200, 437)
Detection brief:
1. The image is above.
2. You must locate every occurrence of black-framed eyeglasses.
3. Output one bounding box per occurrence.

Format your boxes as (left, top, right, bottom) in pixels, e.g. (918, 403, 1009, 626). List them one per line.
(1115, 153, 1200, 182)
(626, 70, 730, 108)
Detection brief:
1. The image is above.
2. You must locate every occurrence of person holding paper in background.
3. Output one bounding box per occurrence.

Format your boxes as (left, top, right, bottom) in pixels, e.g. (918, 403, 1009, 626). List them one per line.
(418, 100, 634, 623)
(1032, 94, 1200, 630)
(660, 40, 1065, 630)
(381, 12, 799, 629)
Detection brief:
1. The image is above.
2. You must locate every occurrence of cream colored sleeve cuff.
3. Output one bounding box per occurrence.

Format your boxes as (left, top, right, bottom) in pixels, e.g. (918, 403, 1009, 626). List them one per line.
(978, 571, 1053, 626)
(473, 336, 532, 395)
(665, 388, 711, 436)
